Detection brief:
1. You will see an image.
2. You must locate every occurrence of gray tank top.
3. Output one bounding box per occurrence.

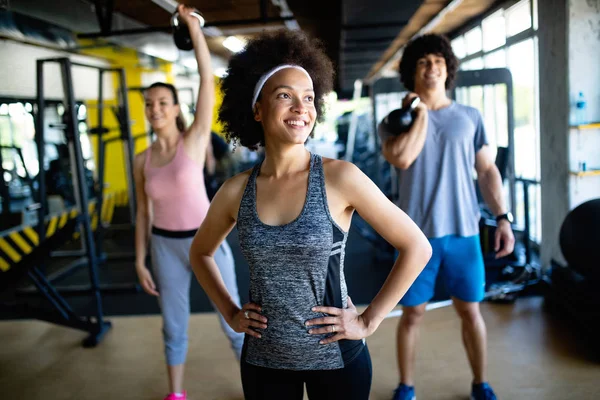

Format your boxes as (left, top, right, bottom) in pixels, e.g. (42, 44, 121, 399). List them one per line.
(237, 153, 363, 370)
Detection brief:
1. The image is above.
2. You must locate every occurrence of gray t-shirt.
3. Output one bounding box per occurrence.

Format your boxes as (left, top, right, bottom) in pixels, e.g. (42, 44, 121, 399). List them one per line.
(379, 102, 488, 239)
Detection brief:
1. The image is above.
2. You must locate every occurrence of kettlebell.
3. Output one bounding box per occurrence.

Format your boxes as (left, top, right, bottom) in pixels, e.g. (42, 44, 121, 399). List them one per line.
(172, 10, 205, 51)
(382, 96, 421, 135)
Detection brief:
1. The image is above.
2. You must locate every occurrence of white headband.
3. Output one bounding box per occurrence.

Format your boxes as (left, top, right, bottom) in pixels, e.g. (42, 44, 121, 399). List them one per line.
(251, 64, 313, 110)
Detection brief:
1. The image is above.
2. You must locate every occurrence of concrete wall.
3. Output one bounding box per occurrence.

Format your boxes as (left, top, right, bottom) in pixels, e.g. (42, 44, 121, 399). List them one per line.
(539, 0, 600, 266)
(538, 0, 570, 266)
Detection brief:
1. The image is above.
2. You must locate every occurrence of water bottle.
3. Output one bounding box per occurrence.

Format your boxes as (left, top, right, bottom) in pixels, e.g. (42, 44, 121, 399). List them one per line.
(575, 92, 587, 125)
(382, 97, 421, 135)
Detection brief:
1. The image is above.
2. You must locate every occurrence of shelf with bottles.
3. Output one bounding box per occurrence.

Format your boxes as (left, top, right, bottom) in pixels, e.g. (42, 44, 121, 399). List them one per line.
(569, 169, 600, 177)
(569, 122, 600, 130)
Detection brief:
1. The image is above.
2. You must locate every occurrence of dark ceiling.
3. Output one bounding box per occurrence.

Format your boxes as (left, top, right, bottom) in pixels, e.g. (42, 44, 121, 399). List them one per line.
(116, 0, 425, 97)
(5, 0, 494, 98)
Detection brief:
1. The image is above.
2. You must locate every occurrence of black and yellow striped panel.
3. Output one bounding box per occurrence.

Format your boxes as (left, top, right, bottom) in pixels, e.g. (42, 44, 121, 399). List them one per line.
(0, 209, 77, 273)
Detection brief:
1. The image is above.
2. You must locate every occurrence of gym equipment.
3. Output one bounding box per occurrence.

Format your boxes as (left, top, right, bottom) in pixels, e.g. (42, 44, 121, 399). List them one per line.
(0, 58, 117, 346)
(559, 198, 600, 280)
(0, 206, 112, 347)
(482, 177, 543, 302)
(0, 144, 36, 227)
(381, 96, 420, 135)
(171, 10, 205, 51)
(546, 199, 600, 354)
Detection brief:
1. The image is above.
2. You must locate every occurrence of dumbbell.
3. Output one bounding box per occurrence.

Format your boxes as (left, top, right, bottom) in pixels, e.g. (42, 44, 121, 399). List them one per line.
(171, 10, 205, 51)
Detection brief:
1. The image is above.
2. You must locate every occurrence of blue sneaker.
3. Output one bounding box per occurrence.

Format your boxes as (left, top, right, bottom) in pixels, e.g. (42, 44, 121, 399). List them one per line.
(471, 382, 497, 400)
(392, 383, 416, 400)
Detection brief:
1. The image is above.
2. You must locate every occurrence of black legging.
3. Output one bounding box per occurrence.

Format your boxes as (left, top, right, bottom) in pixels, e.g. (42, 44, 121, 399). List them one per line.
(240, 344, 372, 400)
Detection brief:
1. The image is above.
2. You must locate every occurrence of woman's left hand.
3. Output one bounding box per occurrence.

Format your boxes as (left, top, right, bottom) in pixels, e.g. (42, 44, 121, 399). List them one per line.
(177, 4, 202, 30)
(305, 297, 370, 344)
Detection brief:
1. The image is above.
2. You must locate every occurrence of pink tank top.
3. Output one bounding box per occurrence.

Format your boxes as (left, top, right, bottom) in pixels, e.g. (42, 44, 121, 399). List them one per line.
(144, 137, 210, 231)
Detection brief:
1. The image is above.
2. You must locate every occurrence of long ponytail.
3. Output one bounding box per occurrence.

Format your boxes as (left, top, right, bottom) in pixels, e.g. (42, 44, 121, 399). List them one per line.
(176, 112, 186, 132)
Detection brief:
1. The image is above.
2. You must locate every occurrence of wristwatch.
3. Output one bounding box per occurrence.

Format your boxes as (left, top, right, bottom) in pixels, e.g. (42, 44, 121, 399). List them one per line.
(495, 212, 513, 224)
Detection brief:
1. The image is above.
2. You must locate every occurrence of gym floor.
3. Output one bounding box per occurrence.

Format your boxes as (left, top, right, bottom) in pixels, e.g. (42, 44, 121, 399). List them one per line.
(1, 297, 599, 399)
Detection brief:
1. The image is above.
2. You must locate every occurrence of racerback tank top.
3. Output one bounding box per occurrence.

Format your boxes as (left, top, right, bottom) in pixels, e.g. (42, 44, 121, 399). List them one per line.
(144, 137, 210, 231)
(237, 152, 363, 370)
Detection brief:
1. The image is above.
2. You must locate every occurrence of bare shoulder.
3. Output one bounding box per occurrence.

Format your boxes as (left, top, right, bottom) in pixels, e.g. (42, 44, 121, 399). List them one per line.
(322, 157, 365, 187)
(221, 168, 253, 195)
(213, 168, 254, 220)
(133, 149, 149, 171)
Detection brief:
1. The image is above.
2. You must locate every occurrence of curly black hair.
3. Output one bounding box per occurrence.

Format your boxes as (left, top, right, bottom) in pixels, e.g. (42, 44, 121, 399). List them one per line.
(399, 34, 459, 92)
(218, 30, 334, 150)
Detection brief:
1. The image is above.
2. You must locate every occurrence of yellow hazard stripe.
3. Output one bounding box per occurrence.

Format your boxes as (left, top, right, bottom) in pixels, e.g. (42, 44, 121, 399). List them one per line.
(46, 217, 58, 238)
(9, 231, 32, 254)
(58, 212, 68, 228)
(107, 198, 116, 222)
(70, 208, 78, 218)
(107, 195, 116, 223)
(0, 256, 10, 272)
(102, 194, 113, 222)
(22, 227, 39, 246)
(0, 237, 21, 263)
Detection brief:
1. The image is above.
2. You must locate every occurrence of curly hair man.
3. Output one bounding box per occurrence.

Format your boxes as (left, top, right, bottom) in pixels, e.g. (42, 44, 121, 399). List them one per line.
(380, 33, 514, 400)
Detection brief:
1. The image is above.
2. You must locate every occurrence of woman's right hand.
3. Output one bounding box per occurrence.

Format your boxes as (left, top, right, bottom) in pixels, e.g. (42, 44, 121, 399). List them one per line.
(136, 264, 159, 296)
(231, 303, 268, 338)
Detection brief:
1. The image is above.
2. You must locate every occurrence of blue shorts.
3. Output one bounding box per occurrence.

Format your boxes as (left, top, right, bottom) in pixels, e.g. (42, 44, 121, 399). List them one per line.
(400, 235, 485, 306)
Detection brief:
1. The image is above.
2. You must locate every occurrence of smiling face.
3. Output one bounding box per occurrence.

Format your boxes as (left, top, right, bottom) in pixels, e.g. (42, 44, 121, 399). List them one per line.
(414, 53, 448, 92)
(253, 68, 317, 146)
(144, 86, 180, 132)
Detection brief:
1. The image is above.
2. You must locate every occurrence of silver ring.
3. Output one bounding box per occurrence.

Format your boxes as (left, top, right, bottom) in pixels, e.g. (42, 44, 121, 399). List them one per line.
(331, 325, 336, 333)
(244, 310, 250, 319)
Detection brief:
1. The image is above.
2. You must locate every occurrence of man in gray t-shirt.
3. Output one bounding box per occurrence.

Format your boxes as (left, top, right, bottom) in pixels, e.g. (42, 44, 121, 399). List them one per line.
(380, 34, 515, 400)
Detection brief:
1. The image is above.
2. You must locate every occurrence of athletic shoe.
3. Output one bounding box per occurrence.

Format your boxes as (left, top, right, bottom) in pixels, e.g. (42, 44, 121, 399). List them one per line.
(164, 391, 187, 400)
(471, 382, 497, 400)
(392, 383, 416, 400)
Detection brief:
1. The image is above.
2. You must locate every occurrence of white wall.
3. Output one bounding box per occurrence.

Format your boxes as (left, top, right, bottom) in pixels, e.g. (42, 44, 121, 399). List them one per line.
(0, 40, 114, 100)
(568, 0, 600, 208)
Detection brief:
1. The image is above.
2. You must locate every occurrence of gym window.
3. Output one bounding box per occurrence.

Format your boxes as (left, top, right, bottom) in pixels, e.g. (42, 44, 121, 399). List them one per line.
(451, 0, 541, 244)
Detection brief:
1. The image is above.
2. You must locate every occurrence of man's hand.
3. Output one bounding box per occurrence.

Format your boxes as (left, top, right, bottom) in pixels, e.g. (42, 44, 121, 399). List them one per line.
(403, 92, 428, 114)
(494, 219, 515, 259)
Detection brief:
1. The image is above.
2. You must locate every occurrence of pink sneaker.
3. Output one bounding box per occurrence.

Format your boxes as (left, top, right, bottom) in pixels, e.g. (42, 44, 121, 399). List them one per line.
(163, 391, 186, 400)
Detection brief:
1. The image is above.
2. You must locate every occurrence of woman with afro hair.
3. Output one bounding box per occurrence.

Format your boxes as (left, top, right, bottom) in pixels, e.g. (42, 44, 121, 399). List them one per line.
(189, 29, 432, 400)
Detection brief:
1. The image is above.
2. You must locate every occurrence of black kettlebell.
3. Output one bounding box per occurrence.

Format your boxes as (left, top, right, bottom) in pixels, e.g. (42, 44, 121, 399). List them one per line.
(172, 10, 205, 51)
(382, 96, 421, 135)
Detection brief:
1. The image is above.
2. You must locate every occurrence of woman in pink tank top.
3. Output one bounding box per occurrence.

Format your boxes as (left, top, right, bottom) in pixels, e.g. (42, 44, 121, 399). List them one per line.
(132, 5, 243, 400)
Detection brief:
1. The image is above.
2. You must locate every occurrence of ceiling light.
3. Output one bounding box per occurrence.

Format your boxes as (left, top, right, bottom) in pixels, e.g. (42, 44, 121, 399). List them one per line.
(222, 36, 246, 53)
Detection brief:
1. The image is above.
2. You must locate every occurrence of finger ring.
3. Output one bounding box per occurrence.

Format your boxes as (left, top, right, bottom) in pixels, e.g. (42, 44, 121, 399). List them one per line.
(331, 325, 336, 333)
(244, 310, 250, 319)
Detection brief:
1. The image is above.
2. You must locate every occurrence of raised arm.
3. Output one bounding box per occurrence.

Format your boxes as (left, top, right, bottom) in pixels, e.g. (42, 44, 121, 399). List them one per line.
(178, 4, 214, 144)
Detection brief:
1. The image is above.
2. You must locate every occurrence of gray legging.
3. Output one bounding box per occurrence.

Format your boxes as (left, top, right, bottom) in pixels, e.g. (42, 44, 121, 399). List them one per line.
(151, 234, 244, 365)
